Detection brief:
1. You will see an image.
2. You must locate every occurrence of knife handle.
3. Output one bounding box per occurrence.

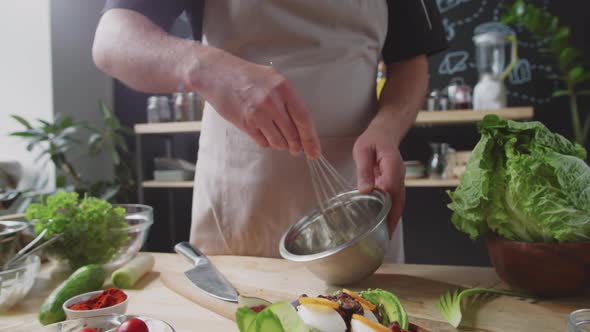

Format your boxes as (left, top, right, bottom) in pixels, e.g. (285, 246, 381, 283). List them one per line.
(175, 242, 206, 265)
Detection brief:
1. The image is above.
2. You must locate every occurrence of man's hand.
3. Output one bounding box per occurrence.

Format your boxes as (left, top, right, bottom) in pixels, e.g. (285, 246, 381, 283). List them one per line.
(194, 53, 321, 159)
(353, 55, 428, 238)
(93, 9, 321, 159)
(353, 113, 406, 237)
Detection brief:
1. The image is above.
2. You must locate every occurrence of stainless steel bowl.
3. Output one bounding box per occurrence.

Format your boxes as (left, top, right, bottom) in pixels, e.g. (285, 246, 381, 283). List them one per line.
(279, 189, 391, 285)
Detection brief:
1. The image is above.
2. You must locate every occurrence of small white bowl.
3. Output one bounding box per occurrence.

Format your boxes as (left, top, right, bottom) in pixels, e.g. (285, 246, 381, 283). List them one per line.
(62, 290, 129, 320)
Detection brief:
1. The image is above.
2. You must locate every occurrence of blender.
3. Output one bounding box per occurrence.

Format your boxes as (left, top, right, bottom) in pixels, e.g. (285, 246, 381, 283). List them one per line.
(472, 30, 518, 110)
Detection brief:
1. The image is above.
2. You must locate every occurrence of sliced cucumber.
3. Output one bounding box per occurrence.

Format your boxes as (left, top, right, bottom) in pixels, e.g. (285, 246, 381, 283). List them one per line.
(236, 307, 258, 332)
(238, 295, 272, 308)
(255, 310, 285, 332)
(262, 301, 311, 332)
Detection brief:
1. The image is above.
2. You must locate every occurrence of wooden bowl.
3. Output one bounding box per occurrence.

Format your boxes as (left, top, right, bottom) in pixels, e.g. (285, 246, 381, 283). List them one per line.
(486, 235, 590, 297)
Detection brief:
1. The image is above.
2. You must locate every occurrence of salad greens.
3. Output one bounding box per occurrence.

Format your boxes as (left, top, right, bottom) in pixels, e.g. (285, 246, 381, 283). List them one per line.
(26, 192, 128, 269)
(436, 287, 530, 328)
(448, 115, 590, 243)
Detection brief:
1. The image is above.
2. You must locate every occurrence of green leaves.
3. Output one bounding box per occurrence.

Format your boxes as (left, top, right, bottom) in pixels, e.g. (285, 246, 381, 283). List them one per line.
(11, 115, 32, 129)
(26, 192, 129, 269)
(559, 48, 581, 69)
(448, 115, 590, 243)
(9, 99, 135, 202)
(501, 1, 590, 148)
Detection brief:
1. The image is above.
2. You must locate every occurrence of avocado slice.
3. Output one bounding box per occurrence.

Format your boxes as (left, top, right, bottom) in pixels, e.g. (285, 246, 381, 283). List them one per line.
(360, 289, 409, 330)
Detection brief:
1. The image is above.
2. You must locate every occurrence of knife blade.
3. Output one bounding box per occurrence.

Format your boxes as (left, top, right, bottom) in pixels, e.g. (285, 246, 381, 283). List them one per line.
(174, 242, 239, 303)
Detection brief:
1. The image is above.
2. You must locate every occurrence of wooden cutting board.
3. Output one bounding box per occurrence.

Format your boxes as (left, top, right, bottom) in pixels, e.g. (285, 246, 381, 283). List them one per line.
(160, 255, 588, 332)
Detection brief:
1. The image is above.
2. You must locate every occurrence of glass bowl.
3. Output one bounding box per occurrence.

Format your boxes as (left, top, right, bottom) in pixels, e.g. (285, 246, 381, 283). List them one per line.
(0, 255, 40, 311)
(41, 314, 175, 332)
(105, 204, 154, 270)
(46, 204, 153, 271)
(0, 221, 28, 266)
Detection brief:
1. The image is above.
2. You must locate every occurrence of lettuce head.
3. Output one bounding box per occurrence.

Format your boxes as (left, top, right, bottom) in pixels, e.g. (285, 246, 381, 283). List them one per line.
(447, 115, 590, 243)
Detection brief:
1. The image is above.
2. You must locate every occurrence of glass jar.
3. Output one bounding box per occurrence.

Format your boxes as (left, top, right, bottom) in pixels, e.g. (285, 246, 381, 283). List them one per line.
(427, 142, 451, 179)
(146, 96, 160, 123)
(173, 93, 189, 122)
(157, 96, 172, 122)
(568, 309, 590, 332)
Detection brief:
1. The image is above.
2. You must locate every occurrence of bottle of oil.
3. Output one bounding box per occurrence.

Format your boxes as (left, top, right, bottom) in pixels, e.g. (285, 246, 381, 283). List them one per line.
(376, 61, 386, 99)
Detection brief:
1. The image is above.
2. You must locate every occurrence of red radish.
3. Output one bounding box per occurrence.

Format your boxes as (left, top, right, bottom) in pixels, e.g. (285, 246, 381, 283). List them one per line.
(116, 318, 149, 332)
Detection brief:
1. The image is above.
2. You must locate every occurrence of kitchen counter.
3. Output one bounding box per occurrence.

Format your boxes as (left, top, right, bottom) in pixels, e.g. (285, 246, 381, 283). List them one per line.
(2, 253, 587, 332)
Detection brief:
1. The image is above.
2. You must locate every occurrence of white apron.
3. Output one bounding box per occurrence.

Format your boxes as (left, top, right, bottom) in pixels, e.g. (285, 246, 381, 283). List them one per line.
(190, 0, 404, 262)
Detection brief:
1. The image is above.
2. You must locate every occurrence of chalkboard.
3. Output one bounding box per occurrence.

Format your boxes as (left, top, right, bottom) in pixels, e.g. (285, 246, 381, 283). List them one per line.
(427, 0, 565, 106)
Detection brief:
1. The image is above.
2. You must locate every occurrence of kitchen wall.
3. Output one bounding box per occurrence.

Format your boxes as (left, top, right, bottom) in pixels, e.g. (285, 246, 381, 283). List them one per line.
(0, 1, 114, 194)
(0, 1, 55, 191)
(50, 0, 114, 184)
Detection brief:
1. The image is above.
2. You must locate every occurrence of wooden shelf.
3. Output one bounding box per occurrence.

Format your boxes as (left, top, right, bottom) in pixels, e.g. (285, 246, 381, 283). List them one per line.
(142, 180, 194, 188)
(134, 121, 201, 134)
(405, 178, 460, 187)
(415, 107, 533, 125)
(142, 179, 458, 189)
(133, 108, 532, 134)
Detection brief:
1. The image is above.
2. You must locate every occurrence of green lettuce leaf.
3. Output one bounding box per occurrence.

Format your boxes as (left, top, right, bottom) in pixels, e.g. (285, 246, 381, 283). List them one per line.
(447, 115, 590, 243)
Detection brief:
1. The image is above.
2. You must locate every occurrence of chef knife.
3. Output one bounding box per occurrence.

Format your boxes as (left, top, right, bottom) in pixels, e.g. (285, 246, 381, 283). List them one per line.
(174, 242, 239, 303)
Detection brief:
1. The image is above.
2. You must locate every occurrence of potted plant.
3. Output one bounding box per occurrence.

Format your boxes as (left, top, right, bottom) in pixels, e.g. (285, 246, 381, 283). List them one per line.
(9, 100, 135, 203)
(502, 0, 590, 150)
(447, 115, 590, 297)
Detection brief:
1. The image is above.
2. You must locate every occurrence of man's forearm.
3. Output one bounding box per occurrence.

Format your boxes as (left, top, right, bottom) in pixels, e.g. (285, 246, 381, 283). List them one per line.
(372, 55, 429, 145)
(93, 9, 216, 94)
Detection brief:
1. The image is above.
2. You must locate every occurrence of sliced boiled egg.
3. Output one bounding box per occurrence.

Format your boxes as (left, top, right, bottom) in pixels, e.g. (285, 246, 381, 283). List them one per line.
(298, 297, 340, 309)
(297, 303, 347, 332)
(351, 314, 391, 332)
(361, 304, 379, 323)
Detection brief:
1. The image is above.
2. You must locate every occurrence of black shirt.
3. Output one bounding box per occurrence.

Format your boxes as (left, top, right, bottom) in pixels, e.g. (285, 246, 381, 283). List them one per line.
(103, 0, 448, 64)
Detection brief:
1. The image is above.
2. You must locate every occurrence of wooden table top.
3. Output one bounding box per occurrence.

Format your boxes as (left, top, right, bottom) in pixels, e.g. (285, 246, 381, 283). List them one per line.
(1, 253, 584, 332)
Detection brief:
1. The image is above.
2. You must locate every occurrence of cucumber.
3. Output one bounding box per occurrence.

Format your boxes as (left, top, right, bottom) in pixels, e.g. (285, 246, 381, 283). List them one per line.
(260, 302, 310, 332)
(255, 309, 284, 332)
(236, 307, 258, 332)
(111, 254, 155, 288)
(39, 264, 107, 325)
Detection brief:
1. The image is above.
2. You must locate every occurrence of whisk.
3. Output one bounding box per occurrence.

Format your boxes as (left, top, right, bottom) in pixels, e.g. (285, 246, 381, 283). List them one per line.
(306, 155, 374, 250)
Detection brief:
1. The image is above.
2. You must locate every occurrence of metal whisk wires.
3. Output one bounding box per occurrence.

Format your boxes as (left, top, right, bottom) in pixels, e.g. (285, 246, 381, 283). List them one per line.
(306, 155, 372, 250)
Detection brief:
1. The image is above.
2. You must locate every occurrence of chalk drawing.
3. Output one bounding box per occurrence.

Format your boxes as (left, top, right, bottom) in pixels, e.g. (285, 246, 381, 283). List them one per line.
(442, 18, 456, 41)
(437, 0, 472, 13)
(438, 51, 470, 75)
(509, 59, 532, 85)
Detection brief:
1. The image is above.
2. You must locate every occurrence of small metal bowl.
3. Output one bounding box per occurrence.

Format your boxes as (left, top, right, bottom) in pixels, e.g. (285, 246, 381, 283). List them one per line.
(280, 189, 390, 285)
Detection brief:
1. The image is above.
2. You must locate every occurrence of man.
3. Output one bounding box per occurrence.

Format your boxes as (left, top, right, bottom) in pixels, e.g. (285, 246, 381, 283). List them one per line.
(93, 0, 447, 261)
